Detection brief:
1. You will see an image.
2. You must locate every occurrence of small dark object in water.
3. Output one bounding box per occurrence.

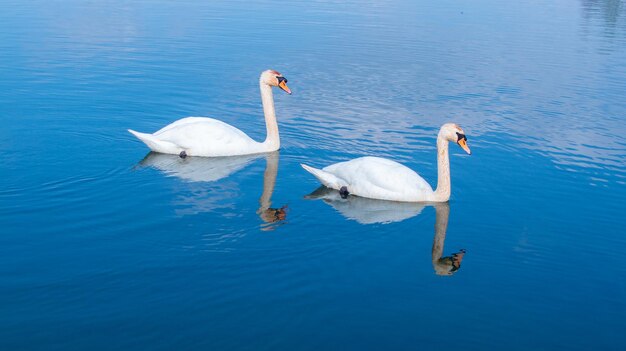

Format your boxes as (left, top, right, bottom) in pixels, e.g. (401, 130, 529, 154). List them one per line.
(179, 151, 187, 159)
(273, 205, 288, 221)
(339, 186, 349, 199)
(261, 205, 288, 223)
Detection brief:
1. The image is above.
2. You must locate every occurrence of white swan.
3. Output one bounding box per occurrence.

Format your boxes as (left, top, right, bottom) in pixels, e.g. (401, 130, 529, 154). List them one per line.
(301, 123, 471, 202)
(128, 70, 291, 157)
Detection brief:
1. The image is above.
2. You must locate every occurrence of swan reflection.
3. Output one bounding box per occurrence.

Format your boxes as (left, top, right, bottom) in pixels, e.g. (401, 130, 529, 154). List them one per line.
(138, 152, 264, 182)
(431, 203, 466, 276)
(305, 189, 466, 275)
(305, 186, 426, 224)
(254, 152, 287, 231)
(138, 151, 286, 228)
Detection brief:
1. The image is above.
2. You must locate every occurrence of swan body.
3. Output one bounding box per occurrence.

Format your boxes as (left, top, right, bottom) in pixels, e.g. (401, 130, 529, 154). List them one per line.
(128, 70, 291, 157)
(301, 123, 471, 202)
(129, 117, 263, 157)
(302, 157, 434, 202)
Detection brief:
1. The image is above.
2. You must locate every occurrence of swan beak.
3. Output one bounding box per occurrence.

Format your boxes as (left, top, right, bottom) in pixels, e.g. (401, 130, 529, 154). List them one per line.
(458, 139, 471, 155)
(278, 81, 292, 95)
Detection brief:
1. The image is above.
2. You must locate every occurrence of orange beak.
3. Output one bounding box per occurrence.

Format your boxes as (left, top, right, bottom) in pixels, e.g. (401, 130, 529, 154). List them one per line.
(278, 80, 291, 95)
(458, 138, 471, 155)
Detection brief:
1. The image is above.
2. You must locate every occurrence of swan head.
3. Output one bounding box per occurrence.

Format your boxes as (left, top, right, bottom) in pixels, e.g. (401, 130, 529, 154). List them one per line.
(439, 123, 471, 155)
(260, 69, 292, 95)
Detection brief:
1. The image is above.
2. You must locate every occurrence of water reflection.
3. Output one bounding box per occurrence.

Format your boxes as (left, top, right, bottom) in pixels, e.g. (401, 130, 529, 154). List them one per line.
(255, 152, 287, 231)
(431, 203, 466, 276)
(305, 186, 426, 225)
(305, 189, 466, 275)
(138, 152, 264, 182)
(581, 0, 625, 28)
(138, 152, 286, 228)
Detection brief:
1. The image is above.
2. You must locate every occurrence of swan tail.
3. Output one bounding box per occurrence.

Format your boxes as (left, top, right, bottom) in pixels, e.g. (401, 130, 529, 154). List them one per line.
(128, 129, 182, 155)
(301, 164, 344, 190)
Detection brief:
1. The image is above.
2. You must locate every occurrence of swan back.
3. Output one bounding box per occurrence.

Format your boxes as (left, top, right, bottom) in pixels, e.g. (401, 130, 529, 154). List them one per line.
(322, 156, 434, 202)
(151, 117, 262, 156)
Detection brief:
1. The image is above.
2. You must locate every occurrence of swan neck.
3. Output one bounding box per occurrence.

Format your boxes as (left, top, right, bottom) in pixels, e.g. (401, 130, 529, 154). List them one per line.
(433, 136, 451, 202)
(260, 82, 279, 151)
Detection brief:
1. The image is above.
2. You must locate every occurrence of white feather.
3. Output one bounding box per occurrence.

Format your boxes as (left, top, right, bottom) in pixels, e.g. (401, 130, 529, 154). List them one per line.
(301, 123, 471, 202)
(303, 157, 433, 202)
(128, 70, 288, 157)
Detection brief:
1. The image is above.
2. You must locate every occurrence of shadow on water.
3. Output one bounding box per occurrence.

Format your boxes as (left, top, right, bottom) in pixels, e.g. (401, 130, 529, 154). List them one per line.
(580, 0, 626, 49)
(305, 188, 466, 275)
(581, 0, 625, 26)
(137, 151, 287, 230)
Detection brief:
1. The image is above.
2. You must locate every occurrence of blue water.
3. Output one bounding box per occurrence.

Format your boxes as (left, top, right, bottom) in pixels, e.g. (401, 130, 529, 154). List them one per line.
(1, 0, 625, 349)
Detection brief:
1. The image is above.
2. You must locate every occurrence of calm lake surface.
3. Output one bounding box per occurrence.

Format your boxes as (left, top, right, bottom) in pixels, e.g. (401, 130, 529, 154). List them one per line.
(1, 0, 625, 350)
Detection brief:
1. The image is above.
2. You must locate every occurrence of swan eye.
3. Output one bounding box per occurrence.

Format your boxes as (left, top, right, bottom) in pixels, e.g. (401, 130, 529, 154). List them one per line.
(456, 132, 467, 142)
(277, 76, 288, 84)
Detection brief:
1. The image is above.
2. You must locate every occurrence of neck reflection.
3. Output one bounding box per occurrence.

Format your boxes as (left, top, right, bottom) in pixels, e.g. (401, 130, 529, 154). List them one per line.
(256, 151, 287, 231)
(137, 151, 287, 229)
(431, 202, 466, 276)
(305, 189, 466, 275)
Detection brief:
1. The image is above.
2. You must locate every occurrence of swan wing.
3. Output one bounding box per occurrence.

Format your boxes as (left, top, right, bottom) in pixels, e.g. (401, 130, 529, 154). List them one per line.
(154, 117, 220, 134)
(323, 156, 434, 201)
(152, 117, 262, 156)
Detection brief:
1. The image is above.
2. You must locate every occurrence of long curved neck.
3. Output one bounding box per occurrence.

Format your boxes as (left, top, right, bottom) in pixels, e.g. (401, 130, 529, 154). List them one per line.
(260, 82, 279, 151)
(432, 136, 451, 202)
